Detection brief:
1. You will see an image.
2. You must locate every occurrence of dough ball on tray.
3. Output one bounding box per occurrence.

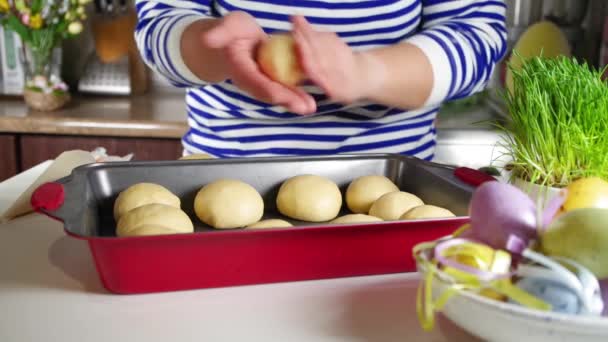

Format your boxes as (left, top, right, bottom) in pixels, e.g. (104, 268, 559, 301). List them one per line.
(369, 191, 424, 221)
(117, 203, 194, 237)
(194, 179, 264, 229)
(400, 205, 455, 220)
(276, 175, 342, 222)
(330, 214, 383, 224)
(346, 176, 399, 214)
(113, 182, 180, 221)
(246, 219, 293, 229)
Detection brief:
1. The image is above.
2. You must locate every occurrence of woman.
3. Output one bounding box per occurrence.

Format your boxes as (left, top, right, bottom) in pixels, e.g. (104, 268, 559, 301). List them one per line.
(135, 0, 506, 159)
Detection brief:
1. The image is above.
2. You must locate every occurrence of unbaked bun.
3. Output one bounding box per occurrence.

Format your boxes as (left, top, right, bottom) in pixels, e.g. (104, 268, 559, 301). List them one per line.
(330, 214, 383, 224)
(400, 205, 455, 220)
(113, 182, 180, 221)
(256, 34, 304, 86)
(246, 219, 293, 229)
(369, 191, 424, 221)
(116, 203, 194, 237)
(194, 179, 264, 229)
(276, 175, 342, 222)
(346, 176, 399, 214)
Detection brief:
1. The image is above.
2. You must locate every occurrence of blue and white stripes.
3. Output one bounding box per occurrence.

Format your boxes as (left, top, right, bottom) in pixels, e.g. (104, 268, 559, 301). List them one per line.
(135, 0, 507, 159)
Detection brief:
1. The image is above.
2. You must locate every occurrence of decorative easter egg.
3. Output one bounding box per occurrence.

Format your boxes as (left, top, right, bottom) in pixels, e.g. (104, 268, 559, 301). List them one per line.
(560, 177, 608, 214)
(512, 277, 581, 314)
(541, 208, 608, 279)
(469, 182, 538, 253)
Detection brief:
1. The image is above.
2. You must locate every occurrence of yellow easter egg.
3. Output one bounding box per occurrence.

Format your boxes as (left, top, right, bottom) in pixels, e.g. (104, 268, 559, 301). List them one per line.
(561, 177, 608, 214)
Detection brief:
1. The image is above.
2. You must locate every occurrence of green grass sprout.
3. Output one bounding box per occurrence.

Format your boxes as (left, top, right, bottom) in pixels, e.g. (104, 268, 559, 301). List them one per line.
(496, 53, 608, 187)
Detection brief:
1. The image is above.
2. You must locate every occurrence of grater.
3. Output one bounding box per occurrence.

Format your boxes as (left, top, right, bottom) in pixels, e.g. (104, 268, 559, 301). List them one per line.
(77, 51, 131, 95)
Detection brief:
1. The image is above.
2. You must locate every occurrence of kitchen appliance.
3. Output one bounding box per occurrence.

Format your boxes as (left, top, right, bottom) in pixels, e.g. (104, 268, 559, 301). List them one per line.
(30, 154, 488, 294)
(78, 0, 148, 95)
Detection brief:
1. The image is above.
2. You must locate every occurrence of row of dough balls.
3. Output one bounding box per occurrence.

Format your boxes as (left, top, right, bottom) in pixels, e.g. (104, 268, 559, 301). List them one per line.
(113, 183, 194, 237)
(278, 174, 455, 224)
(112, 174, 455, 236)
(347, 175, 455, 220)
(196, 174, 455, 229)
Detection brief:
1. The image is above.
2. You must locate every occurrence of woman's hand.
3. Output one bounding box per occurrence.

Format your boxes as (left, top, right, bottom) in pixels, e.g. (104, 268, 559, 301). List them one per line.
(291, 16, 382, 105)
(200, 12, 316, 114)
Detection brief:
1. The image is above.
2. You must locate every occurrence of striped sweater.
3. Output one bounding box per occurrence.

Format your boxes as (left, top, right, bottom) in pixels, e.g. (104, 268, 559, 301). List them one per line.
(135, 0, 507, 159)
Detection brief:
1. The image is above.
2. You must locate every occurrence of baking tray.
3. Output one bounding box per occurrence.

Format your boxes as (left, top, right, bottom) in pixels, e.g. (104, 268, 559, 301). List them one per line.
(31, 154, 489, 294)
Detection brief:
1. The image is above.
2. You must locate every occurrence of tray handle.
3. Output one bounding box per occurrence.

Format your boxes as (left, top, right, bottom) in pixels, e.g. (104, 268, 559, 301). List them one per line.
(31, 182, 65, 212)
(31, 181, 74, 224)
(453, 167, 497, 187)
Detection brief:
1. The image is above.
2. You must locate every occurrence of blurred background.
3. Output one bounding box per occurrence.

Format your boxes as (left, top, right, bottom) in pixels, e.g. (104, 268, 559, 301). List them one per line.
(3, 0, 606, 97)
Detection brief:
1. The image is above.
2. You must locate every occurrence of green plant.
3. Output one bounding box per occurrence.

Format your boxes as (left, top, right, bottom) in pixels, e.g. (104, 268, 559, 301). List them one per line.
(498, 54, 608, 188)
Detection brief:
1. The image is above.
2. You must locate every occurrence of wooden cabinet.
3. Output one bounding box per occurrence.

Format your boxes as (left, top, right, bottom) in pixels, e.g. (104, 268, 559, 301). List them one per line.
(19, 135, 183, 171)
(0, 134, 18, 182)
(0, 134, 183, 179)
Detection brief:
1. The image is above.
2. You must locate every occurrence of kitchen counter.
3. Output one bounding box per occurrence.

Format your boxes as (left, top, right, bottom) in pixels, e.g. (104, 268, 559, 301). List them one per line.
(0, 91, 504, 138)
(0, 93, 188, 138)
(0, 166, 480, 342)
(0, 92, 509, 172)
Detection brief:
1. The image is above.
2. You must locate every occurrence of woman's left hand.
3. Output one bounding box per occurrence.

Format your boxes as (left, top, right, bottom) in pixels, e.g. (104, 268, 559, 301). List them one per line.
(291, 16, 379, 105)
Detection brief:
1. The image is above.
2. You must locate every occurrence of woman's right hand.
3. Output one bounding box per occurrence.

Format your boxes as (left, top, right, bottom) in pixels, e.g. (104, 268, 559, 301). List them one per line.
(200, 12, 316, 115)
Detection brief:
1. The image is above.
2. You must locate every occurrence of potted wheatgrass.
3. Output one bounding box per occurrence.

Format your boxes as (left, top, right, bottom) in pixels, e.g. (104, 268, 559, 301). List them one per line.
(498, 55, 608, 206)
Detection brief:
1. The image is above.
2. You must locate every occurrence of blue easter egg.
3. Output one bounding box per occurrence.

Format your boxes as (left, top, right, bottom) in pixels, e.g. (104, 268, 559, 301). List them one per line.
(511, 277, 581, 314)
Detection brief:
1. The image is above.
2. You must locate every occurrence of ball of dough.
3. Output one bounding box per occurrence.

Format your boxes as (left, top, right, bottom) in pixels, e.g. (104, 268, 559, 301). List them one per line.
(256, 34, 304, 86)
(127, 225, 185, 237)
(276, 175, 342, 222)
(194, 179, 264, 229)
(247, 219, 293, 229)
(346, 176, 399, 214)
(116, 203, 194, 237)
(179, 153, 213, 160)
(369, 191, 424, 221)
(400, 205, 455, 220)
(330, 214, 383, 224)
(113, 182, 180, 221)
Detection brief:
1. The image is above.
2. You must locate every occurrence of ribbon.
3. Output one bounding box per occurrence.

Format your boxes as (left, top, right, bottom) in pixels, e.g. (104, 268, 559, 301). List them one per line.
(414, 236, 552, 331)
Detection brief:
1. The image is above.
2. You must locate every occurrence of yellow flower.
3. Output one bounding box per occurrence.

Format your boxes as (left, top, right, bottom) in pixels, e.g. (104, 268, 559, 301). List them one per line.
(0, 0, 9, 13)
(30, 14, 43, 29)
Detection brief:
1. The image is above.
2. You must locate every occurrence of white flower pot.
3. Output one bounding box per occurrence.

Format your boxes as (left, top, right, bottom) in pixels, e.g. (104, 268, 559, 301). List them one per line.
(511, 177, 563, 209)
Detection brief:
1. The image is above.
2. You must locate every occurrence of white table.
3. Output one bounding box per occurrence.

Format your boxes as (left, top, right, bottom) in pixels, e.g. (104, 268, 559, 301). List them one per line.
(0, 172, 479, 342)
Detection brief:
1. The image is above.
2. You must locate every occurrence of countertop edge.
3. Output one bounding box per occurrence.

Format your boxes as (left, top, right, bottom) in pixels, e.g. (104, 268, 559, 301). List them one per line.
(0, 115, 188, 139)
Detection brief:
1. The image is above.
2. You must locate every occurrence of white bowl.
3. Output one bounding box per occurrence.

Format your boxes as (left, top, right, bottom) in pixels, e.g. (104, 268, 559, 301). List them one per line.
(418, 263, 608, 342)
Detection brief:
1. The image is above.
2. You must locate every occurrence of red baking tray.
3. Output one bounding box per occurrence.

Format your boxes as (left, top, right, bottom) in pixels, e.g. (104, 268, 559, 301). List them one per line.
(31, 154, 492, 294)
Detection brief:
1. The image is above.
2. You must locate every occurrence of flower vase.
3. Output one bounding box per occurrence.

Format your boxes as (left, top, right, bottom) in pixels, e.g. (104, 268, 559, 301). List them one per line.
(21, 43, 70, 111)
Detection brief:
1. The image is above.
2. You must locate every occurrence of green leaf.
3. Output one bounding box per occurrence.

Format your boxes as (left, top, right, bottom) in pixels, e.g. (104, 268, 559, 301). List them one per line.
(32, 0, 44, 13)
(56, 21, 67, 35)
(31, 0, 44, 13)
(4, 14, 31, 42)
